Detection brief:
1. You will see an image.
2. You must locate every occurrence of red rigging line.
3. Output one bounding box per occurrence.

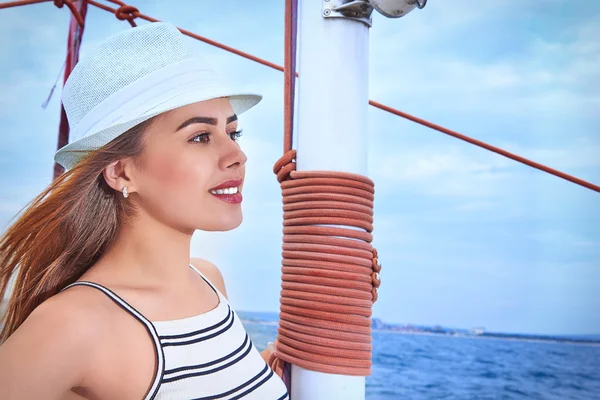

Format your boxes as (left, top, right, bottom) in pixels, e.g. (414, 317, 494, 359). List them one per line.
(283, 0, 298, 153)
(1, 0, 598, 193)
(0, 0, 84, 26)
(368, 101, 600, 193)
(0, 0, 47, 9)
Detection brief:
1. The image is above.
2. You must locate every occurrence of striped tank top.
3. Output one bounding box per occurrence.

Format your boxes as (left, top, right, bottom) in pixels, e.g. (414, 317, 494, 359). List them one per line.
(63, 265, 289, 400)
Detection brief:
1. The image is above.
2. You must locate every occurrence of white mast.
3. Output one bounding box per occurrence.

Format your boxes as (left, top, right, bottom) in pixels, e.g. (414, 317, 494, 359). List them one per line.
(292, 1, 369, 399)
(291, 1, 424, 399)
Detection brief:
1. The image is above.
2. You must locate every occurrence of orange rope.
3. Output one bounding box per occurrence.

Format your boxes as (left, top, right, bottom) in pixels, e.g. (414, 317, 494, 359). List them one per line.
(270, 165, 381, 376)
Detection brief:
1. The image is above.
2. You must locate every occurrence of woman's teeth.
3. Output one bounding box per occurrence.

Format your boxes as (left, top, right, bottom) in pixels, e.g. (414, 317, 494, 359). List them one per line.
(210, 187, 239, 195)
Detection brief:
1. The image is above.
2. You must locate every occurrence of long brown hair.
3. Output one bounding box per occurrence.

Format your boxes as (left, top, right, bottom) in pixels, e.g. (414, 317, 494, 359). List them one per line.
(0, 118, 155, 343)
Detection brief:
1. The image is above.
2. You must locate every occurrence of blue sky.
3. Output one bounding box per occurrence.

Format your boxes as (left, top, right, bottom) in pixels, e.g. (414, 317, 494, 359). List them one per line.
(0, 1, 598, 335)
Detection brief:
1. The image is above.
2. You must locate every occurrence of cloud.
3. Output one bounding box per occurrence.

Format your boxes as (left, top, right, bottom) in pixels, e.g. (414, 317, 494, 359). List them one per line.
(369, 4, 600, 124)
(369, 142, 515, 198)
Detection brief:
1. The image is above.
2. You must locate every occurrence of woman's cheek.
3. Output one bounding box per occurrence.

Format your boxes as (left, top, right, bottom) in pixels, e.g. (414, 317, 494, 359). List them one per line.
(144, 148, 184, 185)
(152, 152, 212, 196)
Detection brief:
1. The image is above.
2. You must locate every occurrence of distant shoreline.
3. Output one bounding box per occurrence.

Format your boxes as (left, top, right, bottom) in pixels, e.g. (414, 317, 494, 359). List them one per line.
(240, 318, 600, 347)
(371, 329, 600, 347)
(3, 301, 597, 348)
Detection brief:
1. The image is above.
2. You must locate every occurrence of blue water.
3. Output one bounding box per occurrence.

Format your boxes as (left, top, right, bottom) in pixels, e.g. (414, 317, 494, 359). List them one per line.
(240, 318, 600, 399)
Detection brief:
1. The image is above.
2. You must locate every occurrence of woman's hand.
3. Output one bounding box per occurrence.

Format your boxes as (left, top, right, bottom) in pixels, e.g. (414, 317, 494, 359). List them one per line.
(260, 341, 276, 363)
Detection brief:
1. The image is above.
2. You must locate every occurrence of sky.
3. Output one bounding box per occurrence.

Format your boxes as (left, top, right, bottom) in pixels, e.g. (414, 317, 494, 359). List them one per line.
(0, 0, 598, 336)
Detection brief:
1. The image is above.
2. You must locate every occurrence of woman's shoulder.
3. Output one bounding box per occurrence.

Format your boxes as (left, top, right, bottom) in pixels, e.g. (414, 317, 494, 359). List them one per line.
(0, 287, 115, 397)
(9, 285, 115, 353)
(6, 284, 121, 360)
(191, 257, 228, 299)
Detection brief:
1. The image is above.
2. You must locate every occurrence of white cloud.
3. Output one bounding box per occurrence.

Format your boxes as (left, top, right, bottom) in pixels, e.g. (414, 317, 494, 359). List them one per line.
(369, 8, 600, 120)
(370, 143, 516, 197)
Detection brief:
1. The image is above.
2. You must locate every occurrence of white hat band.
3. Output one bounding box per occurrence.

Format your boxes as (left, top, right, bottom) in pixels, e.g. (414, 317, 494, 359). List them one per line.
(69, 58, 225, 143)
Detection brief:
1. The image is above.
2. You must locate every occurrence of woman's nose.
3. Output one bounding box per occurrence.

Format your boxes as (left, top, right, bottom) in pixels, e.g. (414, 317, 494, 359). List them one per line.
(219, 137, 247, 170)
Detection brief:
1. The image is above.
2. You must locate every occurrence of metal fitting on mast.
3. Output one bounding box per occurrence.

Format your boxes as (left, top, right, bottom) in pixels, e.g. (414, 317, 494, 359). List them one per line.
(322, 0, 427, 26)
(322, 0, 374, 27)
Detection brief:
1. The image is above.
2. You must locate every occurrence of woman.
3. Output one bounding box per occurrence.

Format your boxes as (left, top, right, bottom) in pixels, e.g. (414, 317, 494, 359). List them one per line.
(0, 22, 288, 400)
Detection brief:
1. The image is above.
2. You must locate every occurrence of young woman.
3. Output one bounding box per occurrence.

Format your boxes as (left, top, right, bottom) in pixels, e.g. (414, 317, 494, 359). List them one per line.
(0, 22, 288, 400)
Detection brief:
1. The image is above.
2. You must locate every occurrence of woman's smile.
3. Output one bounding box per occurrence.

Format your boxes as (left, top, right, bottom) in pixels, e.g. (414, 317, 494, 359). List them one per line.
(208, 179, 243, 204)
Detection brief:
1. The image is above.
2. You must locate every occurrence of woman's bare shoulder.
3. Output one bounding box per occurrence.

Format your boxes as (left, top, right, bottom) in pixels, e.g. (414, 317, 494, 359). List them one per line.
(0, 286, 114, 398)
(191, 257, 228, 298)
(4, 285, 115, 356)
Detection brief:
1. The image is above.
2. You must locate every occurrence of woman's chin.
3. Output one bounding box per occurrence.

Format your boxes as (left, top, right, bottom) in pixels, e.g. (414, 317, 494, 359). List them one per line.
(200, 213, 243, 232)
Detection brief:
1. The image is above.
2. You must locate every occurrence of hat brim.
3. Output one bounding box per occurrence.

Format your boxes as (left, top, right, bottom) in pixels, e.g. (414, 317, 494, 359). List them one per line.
(54, 92, 262, 170)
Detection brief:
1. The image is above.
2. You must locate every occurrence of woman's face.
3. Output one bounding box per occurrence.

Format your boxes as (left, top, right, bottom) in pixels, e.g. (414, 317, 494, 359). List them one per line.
(131, 97, 247, 233)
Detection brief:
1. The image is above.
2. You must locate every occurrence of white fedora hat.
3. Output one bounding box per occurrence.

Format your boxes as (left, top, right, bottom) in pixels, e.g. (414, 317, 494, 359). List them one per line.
(55, 22, 262, 170)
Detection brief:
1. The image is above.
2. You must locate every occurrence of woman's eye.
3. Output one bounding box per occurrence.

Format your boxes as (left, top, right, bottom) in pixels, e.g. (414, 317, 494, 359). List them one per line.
(229, 129, 243, 141)
(190, 130, 242, 144)
(190, 133, 210, 143)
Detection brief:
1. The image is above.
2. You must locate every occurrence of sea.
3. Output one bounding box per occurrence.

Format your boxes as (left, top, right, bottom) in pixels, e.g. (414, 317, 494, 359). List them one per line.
(238, 312, 600, 400)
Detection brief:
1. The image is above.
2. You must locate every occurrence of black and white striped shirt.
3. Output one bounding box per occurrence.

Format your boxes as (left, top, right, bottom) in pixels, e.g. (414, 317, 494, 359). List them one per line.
(63, 265, 289, 399)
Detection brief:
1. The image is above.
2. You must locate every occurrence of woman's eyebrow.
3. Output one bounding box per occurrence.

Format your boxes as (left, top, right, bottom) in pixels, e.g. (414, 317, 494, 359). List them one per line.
(176, 114, 238, 131)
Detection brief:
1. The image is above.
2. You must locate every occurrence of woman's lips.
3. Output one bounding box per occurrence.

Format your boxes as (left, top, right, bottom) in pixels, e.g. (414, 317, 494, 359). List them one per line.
(210, 191, 243, 204)
(209, 179, 243, 191)
(208, 179, 243, 204)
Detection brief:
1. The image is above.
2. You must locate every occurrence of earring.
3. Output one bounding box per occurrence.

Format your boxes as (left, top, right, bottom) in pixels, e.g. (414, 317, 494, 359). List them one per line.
(122, 186, 129, 198)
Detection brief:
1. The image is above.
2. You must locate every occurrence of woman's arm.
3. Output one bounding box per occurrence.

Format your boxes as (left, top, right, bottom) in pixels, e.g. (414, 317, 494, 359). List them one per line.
(0, 293, 96, 399)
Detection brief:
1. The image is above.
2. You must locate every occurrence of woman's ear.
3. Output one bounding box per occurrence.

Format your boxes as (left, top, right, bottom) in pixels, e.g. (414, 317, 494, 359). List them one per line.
(103, 159, 136, 196)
